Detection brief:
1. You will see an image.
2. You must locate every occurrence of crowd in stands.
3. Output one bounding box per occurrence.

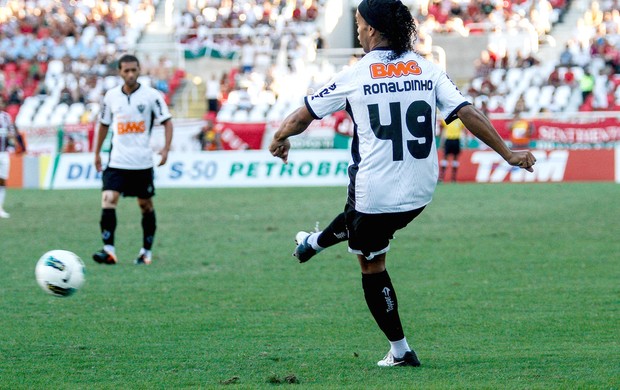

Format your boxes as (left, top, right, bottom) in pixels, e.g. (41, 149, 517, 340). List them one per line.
(184, 0, 440, 124)
(464, 0, 620, 115)
(413, 0, 569, 38)
(1, 0, 619, 137)
(184, 0, 597, 124)
(176, 0, 320, 57)
(0, 0, 184, 129)
(176, 0, 337, 123)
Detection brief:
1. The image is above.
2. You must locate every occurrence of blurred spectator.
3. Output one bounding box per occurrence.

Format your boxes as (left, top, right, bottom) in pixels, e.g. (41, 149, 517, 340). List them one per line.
(514, 95, 527, 115)
(63, 135, 80, 153)
(509, 112, 533, 149)
(580, 70, 595, 103)
(547, 67, 562, 87)
(196, 120, 222, 151)
(59, 86, 74, 105)
(205, 73, 222, 115)
(474, 50, 494, 78)
(592, 67, 611, 109)
(6, 87, 23, 106)
(152, 55, 172, 94)
(559, 43, 574, 66)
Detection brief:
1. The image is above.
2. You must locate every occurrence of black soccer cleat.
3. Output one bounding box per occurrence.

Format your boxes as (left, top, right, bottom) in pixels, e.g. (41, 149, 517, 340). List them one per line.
(92, 249, 117, 265)
(377, 350, 421, 367)
(134, 253, 152, 265)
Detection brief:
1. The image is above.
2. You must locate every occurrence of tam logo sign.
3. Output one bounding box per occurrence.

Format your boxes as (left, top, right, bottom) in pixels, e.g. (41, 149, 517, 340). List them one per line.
(471, 150, 568, 182)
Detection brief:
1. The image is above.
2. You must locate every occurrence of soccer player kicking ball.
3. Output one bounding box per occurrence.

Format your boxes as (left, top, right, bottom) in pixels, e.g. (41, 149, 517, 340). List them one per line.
(270, 0, 536, 367)
(93, 54, 173, 265)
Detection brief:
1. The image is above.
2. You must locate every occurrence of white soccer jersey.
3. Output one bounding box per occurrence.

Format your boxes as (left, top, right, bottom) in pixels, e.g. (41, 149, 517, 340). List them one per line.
(0, 111, 16, 153)
(305, 49, 469, 213)
(100, 84, 172, 169)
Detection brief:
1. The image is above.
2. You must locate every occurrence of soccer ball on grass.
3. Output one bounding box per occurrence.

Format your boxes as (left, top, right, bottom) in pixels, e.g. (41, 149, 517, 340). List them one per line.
(35, 250, 85, 297)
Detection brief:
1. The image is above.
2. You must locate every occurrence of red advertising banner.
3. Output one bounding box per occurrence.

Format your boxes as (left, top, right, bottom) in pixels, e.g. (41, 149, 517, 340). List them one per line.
(215, 122, 267, 150)
(490, 117, 620, 143)
(448, 149, 616, 183)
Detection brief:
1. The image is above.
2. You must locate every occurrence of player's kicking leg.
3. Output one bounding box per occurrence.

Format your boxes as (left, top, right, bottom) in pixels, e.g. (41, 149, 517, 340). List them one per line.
(293, 212, 348, 262)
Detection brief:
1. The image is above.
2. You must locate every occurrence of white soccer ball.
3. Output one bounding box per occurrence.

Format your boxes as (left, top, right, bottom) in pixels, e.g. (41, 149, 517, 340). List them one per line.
(35, 250, 85, 297)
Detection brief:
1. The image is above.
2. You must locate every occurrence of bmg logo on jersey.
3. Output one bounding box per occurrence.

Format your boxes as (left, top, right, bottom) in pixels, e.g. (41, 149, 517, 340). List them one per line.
(118, 121, 146, 134)
(370, 61, 422, 79)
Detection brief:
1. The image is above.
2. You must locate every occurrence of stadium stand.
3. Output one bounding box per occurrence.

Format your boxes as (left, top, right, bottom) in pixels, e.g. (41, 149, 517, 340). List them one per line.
(178, 0, 616, 123)
(462, 0, 619, 115)
(1, 0, 184, 128)
(1, 0, 618, 132)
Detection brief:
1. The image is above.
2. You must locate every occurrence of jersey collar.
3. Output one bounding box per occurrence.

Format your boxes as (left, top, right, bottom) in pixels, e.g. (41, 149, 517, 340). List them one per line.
(122, 83, 142, 96)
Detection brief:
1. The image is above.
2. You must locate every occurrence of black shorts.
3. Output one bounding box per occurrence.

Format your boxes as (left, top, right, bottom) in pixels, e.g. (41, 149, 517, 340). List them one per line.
(102, 167, 155, 198)
(444, 139, 461, 157)
(344, 203, 425, 260)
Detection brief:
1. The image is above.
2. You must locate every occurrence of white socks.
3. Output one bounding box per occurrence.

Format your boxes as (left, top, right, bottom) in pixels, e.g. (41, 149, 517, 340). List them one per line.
(103, 245, 116, 255)
(139, 248, 152, 258)
(307, 232, 324, 251)
(0, 186, 6, 209)
(390, 337, 411, 359)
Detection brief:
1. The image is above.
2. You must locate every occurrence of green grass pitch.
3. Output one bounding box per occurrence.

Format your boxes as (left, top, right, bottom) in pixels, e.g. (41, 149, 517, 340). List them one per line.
(1, 183, 618, 388)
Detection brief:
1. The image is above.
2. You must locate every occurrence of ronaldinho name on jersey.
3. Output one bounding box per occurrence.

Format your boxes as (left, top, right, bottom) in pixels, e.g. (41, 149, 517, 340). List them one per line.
(363, 79, 433, 95)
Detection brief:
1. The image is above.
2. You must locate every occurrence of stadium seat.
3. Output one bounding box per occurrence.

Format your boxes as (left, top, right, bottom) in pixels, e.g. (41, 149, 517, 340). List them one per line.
(86, 102, 100, 117)
(571, 67, 584, 82)
(489, 68, 506, 88)
(248, 106, 266, 122)
(46, 60, 64, 77)
(505, 68, 523, 90)
(233, 109, 249, 122)
(487, 95, 504, 112)
(523, 86, 540, 113)
(15, 110, 33, 128)
(68, 102, 85, 116)
(538, 85, 556, 110)
(104, 76, 120, 90)
(216, 105, 235, 122)
(32, 111, 51, 128)
(49, 109, 67, 126)
(265, 107, 284, 121)
(137, 75, 152, 87)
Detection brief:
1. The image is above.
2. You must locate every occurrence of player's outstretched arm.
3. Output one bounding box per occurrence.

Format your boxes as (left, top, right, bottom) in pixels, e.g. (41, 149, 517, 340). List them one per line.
(457, 105, 536, 172)
(270, 106, 315, 164)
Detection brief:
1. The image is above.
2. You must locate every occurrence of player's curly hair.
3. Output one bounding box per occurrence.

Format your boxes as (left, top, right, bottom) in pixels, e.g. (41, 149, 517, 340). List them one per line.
(383, 1, 417, 61)
(358, 0, 417, 61)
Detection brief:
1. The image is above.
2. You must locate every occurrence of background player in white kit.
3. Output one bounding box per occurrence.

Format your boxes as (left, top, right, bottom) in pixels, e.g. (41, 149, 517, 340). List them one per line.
(93, 54, 173, 265)
(0, 99, 26, 219)
(270, 0, 536, 367)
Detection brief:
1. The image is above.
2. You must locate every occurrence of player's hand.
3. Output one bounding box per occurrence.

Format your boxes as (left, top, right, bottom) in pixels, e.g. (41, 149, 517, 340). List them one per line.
(94, 154, 102, 172)
(158, 148, 169, 166)
(269, 138, 291, 164)
(507, 150, 536, 172)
